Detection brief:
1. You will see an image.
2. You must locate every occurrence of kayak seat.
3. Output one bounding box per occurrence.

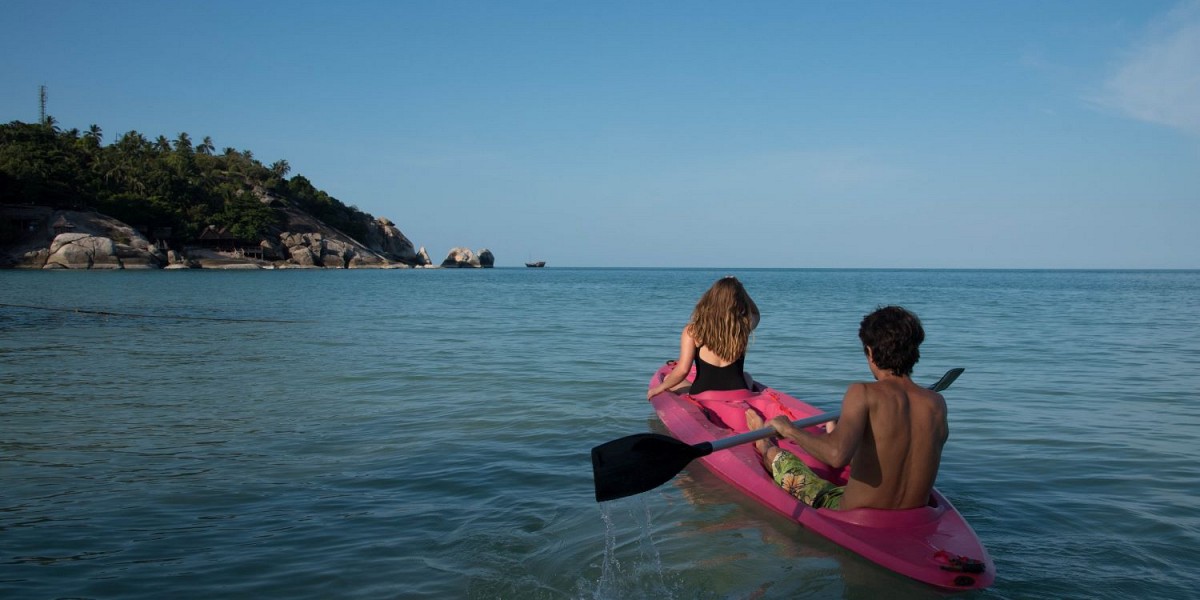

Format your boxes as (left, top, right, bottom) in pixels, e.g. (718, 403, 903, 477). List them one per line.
(688, 390, 758, 430)
(820, 494, 946, 527)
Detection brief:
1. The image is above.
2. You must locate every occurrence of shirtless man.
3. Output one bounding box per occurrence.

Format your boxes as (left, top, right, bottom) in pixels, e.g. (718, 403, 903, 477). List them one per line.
(746, 306, 948, 511)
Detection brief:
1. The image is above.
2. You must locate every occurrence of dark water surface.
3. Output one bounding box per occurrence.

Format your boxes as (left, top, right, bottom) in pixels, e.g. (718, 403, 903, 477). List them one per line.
(2, 268, 1198, 599)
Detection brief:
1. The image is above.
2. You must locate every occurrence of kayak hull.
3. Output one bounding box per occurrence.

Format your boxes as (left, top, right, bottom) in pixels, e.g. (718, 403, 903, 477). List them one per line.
(648, 363, 994, 590)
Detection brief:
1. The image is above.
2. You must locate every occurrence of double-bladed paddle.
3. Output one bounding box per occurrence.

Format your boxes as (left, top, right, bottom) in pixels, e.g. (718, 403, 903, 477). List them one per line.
(591, 367, 964, 502)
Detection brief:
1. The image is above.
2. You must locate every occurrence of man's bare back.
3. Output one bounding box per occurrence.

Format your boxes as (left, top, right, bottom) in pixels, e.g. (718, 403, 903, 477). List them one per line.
(838, 376, 947, 510)
(758, 305, 948, 511)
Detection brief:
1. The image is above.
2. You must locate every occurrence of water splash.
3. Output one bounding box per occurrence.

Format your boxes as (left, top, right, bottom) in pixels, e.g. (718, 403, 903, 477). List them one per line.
(582, 498, 679, 600)
(592, 500, 623, 598)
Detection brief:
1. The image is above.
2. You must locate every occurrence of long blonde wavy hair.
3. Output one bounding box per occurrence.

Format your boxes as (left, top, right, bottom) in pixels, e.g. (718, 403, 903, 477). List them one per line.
(687, 276, 755, 362)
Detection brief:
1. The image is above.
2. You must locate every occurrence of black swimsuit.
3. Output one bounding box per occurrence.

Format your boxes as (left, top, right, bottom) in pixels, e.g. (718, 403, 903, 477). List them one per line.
(690, 349, 748, 395)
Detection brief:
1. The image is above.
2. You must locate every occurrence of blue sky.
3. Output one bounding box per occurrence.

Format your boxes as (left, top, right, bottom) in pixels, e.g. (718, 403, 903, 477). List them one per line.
(3, 1, 1197, 268)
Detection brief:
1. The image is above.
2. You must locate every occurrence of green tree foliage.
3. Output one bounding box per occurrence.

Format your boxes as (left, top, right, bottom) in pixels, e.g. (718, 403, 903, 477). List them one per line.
(284, 175, 369, 242)
(0, 120, 373, 246)
(213, 192, 280, 241)
(0, 120, 90, 207)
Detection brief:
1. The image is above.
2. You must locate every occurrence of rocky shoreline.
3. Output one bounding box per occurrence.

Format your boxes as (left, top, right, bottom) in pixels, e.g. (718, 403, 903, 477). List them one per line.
(1, 204, 494, 270)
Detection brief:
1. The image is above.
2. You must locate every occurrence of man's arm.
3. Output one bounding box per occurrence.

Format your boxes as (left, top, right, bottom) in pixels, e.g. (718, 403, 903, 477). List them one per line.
(769, 383, 868, 469)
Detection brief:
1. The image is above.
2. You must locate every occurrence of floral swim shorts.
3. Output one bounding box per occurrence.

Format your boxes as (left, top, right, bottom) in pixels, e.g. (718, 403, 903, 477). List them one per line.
(770, 449, 844, 509)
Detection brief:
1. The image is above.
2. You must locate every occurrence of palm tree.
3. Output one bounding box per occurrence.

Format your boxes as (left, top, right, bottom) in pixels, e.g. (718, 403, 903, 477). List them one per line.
(270, 159, 291, 178)
(174, 132, 193, 154)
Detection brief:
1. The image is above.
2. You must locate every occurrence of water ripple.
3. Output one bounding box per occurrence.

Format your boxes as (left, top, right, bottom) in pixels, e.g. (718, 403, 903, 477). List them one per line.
(2, 269, 1199, 599)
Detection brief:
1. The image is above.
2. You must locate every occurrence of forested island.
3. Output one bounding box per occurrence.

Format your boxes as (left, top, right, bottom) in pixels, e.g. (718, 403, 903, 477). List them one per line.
(0, 119, 493, 269)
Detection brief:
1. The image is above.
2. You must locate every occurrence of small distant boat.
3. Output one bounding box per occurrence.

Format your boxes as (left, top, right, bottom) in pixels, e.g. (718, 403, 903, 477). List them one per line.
(525, 261, 546, 268)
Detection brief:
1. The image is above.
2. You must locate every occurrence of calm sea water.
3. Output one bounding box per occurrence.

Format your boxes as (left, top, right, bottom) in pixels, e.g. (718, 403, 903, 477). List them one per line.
(2, 268, 1197, 599)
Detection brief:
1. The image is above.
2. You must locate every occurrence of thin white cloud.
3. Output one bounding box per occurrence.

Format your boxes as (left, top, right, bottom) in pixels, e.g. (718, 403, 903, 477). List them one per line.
(1098, 1, 1200, 136)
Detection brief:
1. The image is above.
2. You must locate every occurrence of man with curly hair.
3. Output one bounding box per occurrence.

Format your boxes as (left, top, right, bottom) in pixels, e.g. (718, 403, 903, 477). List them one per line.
(745, 306, 948, 510)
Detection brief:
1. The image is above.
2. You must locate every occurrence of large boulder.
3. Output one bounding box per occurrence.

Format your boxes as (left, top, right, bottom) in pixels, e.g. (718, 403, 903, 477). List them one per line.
(440, 247, 480, 268)
(3, 209, 165, 269)
(416, 247, 432, 266)
(164, 250, 198, 269)
(70, 211, 164, 268)
(348, 251, 396, 268)
(17, 248, 50, 269)
(285, 243, 318, 267)
(362, 217, 418, 264)
(289, 248, 317, 267)
(45, 233, 121, 269)
(115, 241, 161, 269)
(477, 248, 495, 268)
(279, 230, 393, 268)
(260, 239, 285, 261)
(280, 232, 327, 266)
(321, 238, 351, 269)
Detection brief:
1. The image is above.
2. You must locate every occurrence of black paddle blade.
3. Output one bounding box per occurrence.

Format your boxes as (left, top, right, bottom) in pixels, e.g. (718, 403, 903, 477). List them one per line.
(591, 433, 712, 502)
(929, 367, 965, 392)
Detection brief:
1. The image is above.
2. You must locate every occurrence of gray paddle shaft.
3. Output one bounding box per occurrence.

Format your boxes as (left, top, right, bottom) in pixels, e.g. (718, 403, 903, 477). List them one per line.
(708, 411, 842, 453)
(707, 368, 962, 454)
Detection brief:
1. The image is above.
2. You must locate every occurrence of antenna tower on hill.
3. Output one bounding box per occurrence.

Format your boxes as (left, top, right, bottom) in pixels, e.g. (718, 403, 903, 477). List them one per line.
(39, 85, 47, 124)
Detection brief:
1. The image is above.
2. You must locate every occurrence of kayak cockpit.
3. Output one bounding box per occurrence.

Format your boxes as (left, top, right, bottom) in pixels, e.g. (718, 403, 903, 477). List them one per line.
(816, 493, 947, 528)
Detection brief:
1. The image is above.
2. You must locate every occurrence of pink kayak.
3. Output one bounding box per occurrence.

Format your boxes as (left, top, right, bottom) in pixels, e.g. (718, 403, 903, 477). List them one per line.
(648, 362, 995, 590)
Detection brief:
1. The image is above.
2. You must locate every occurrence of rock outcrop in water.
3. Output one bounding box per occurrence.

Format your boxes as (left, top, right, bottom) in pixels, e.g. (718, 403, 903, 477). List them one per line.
(0, 119, 497, 270)
(1, 203, 495, 270)
(415, 247, 433, 267)
(7, 208, 167, 269)
(440, 247, 479, 268)
(439, 247, 495, 268)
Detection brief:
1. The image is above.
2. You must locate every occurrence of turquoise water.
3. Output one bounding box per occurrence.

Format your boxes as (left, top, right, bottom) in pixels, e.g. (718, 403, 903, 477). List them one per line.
(2, 268, 1198, 599)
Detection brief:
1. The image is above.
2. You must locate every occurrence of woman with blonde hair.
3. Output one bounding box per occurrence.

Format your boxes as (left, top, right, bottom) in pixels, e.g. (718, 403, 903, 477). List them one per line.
(647, 276, 760, 400)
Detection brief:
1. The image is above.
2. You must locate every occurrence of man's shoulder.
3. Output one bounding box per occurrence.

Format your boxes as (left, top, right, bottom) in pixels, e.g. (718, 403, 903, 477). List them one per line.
(852, 378, 898, 395)
(855, 378, 942, 404)
(842, 380, 872, 399)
